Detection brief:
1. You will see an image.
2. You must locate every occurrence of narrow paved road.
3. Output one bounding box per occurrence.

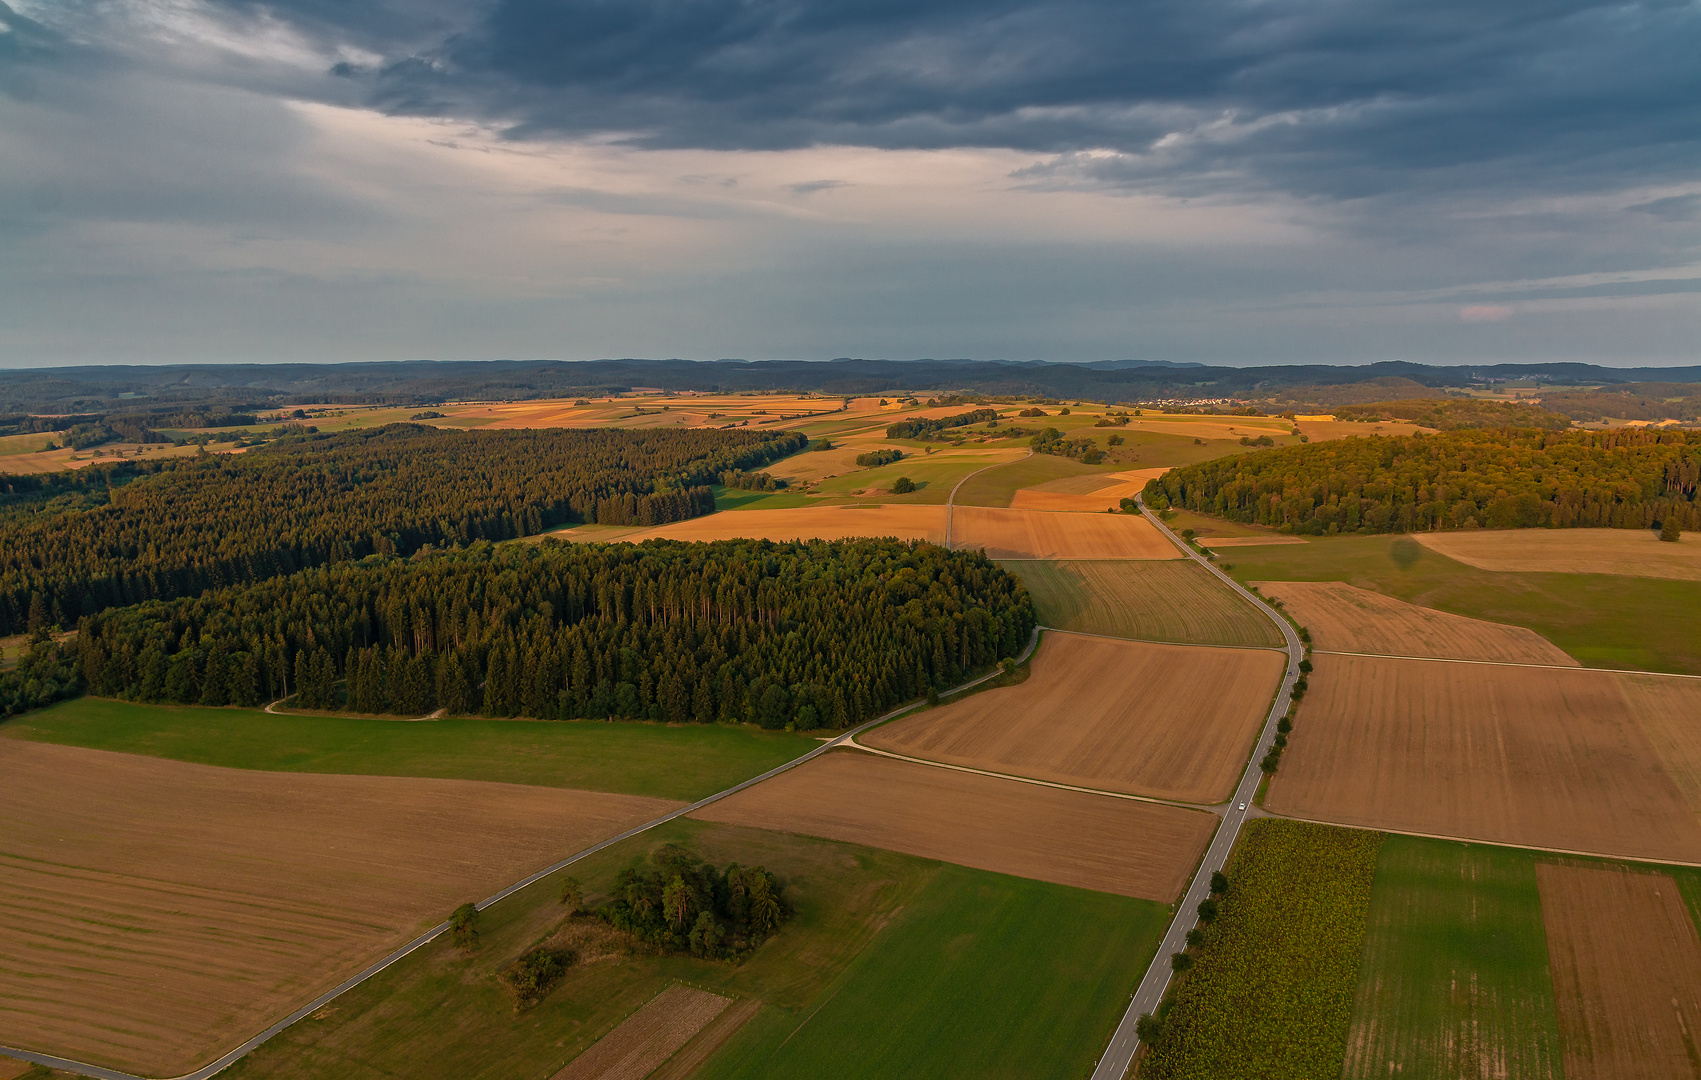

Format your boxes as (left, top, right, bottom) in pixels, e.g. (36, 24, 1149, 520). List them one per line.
(1088, 497, 1303, 1080)
(0, 631, 1041, 1080)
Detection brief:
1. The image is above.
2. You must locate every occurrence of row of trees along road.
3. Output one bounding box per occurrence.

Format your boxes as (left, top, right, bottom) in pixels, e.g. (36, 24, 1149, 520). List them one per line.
(1145, 427, 1701, 535)
(69, 538, 1035, 728)
(0, 423, 805, 636)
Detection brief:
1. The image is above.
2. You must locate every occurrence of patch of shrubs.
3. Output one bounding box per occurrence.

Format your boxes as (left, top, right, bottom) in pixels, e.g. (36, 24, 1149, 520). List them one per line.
(503, 946, 573, 1007)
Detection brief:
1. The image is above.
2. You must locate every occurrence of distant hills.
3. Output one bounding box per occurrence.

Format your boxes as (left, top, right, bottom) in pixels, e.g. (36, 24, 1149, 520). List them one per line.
(1, 357, 1698, 415)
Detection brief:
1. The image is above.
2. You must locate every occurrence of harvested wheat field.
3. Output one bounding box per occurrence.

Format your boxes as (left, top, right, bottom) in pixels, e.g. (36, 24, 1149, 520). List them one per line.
(1253, 580, 1577, 664)
(692, 752, 1213, 902)
(951, 507, 1178, 559)
(1013, 561, 1283, 648)
(1009, 478, 1148, 512)
(1536, 862, 1701, 1080)
(864, 633, 1283, 803)
(1618, 674, 1701, 815)
(1266, 655, 1701, 863)
(1414, 528, 1701, 580)
(0, 740, 677, 1075)
(553, 985, 734, 1080)
(609, 505, 946, 544)
(1197, 535, 1309, 547)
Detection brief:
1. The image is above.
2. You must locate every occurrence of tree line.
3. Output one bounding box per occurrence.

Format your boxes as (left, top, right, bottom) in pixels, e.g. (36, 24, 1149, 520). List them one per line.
(885, 408, 1000, 440)
(1145, 427, 1701, 534)
(67, 537, 1034, 728)
(0, 424, 804, 636)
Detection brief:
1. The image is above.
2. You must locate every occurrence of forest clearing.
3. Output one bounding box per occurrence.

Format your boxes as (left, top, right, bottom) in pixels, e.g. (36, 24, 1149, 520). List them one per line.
(864, 633, 1282, 804)
(691, 751, 1214, 901)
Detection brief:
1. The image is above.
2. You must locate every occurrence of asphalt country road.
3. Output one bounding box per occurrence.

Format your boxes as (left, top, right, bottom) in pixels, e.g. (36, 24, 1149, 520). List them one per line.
(0, 630, 1041, 1080)
(1089, 498, 1304, 1080)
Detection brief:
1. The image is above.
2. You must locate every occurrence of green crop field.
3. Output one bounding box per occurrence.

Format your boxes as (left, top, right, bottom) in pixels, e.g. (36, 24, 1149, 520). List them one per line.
(1142, 819, 1382, 1080)
(1009, 560, 1283, 648)
(954, 453, 1116, 507)
(1218, 533, 1701, 674)
(1341, 837, 1564, 1080)
(697, 863, 1168, 1080)
(220, 821, 939, 1080)
(2, 698, 821, 801)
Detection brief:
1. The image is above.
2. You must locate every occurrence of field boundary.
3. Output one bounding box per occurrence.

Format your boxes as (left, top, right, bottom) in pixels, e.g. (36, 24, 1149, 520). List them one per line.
(0, 629, 1041, 1080)
(1047, 627, 1286, 654)
(944, 448, 1031, 546)
(1088, 496, 1303, 1080)
(1313, 650, 1701, 680)
(1257, 809, 1701, 869)
(840, 740, 1223, 812)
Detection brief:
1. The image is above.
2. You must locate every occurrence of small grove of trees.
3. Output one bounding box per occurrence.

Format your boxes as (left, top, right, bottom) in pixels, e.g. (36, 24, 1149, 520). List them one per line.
(1146, 427, 1701, 535)
(719, 469, 787, 491)
(599, 843, 790, 960)
(855, 449, 904, 467)
(1030, 428, 1104, 463)
(885, 409, 1000, 440)
(71, 537, 1034, 726)
(890, 477, 917, 494)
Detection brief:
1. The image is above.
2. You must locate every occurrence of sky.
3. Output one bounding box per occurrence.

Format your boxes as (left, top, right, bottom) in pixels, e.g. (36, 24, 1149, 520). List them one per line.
(1, 0, 1698, 368)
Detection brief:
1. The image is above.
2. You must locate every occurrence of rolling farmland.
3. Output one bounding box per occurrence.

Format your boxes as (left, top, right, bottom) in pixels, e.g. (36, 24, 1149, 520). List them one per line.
(0, 739, 674, 1075)
(864, 633, 1283, 804)
(951, 506, 1179, 559)
(1414, 528, 1701, 581)
(1014, 560, 1284, 647)
(690, 751, 1215, 902)
(566, 504, 947, 544)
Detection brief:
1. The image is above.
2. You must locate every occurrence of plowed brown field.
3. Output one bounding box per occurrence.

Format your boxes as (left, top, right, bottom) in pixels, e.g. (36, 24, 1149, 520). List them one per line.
(0, 740, 677, 1076)
(1252, 580, 1577, 664)
(864, 633, 1283, 803)
(951, 507, 1178, 559)
(1537, 863, 1701, 1080)
(691, 752, 1214, 902)
(605, 505, 946, 544)
(1414, 528, 1701, 580)
(1618, 674, 1701, 815)
(1266, 656, 1701, 862)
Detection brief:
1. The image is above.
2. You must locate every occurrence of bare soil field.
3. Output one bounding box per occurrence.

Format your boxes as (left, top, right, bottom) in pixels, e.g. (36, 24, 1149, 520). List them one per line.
(1266, 655, 1701, 863)
(864, 633, 1283, 804)
(1011, 560, 1284, 648)
(691, 751, 1214, 902)
(0, 740, 677, 1075)
(951, 506, 1179, 559)
(552, 985, 732, 1080)
(1414, 528, 1701, 581)
(1252, 580, 1578, 664)
(647, 998, 763, 1080)
(1618, 674, 1701, 815)
(1536, 862, 1701, 1080)
(583, 505, 947, 544)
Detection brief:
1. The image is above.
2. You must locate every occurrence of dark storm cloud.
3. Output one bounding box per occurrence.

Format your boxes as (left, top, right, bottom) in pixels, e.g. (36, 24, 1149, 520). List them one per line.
(189, 0, 1701, 199)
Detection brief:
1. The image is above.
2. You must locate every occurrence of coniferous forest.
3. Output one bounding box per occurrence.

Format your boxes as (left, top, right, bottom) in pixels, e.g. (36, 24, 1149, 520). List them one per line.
(1145, 427, 1701, 534)
(56, 538, 1033, 726)
(0, 424, 804, 636)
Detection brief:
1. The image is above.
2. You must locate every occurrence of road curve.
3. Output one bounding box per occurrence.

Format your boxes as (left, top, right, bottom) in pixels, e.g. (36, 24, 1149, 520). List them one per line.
(1, 629, 1041, 1080)
(1088, 497, 1303, 1080)
(943, 448, 1030, 547)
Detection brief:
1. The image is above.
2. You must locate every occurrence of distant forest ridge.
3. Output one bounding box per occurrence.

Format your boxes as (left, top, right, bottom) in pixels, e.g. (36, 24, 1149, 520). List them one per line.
(0, 424, 802, 637)
(1145, 427, 1701, 535)
(1, 358, 1699, 413)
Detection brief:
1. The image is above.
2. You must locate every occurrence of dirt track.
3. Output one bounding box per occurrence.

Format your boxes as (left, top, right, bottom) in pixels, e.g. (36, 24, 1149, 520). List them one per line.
(0, 740, 677, 1076)
(865, 633, 1282, 804)
(951, 506, 1178, 559)
(1253, 580, 1578, 664)
(1266, 655, 1701, 863)
(1537, 862, 1701, 1080)
(691, 751, 1215, 902)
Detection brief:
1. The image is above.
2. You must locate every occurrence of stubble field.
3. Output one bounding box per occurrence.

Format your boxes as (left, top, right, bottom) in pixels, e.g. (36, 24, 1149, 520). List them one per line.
(566, 504, 947, 544)
(863, 633, 1282, 804)
(1013, 560, 1283, 647)
(1536, 862, 1701, 1080)
(1253, 579, 1577, 664)
(1414, 528, 1701, 580)
(1266, 654, 1701, 862)
(0, 740, 676, 1075)
(951, 506, 1178, 559)
(691, 751, 1215, 902)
